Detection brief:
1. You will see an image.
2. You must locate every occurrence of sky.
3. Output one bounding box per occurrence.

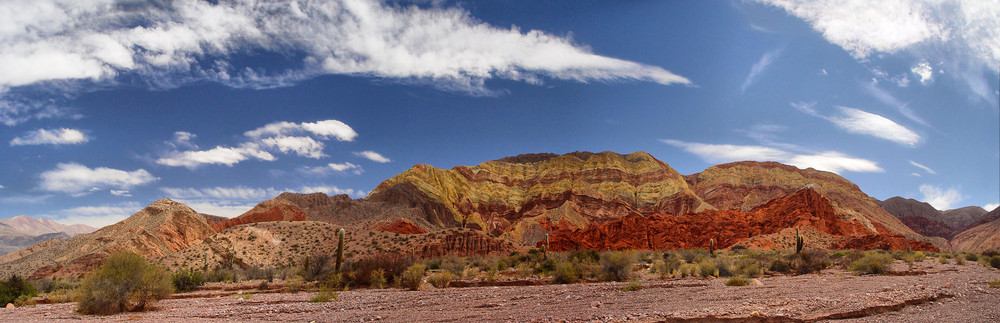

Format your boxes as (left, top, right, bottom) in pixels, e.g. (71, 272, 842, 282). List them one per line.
(0, 0, 997, 228)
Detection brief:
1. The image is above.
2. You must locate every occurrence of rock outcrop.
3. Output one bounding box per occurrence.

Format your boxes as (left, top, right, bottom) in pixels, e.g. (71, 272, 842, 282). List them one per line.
(686, 162, 920, 239)
(0, 199, 215, 279)
(542, 188, 937, 252)
(211, 199, 308, 232)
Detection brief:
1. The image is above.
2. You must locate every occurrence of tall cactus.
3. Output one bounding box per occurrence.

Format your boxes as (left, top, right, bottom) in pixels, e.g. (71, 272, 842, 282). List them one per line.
(709, 238, 715, 256)
(544, 233, 550, 259)
(335, 228, 345, 272)
(795, 227, 804, 254)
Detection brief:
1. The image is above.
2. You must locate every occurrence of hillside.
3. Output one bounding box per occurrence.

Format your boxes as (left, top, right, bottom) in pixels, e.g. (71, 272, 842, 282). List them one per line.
(0, 199, 215, 279)
(0, 216, 96, 256)
(950, 207, 1000, 253)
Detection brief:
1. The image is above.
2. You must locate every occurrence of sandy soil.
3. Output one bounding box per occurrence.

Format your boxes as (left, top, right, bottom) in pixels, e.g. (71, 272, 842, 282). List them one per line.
(1, 259, 998, 322)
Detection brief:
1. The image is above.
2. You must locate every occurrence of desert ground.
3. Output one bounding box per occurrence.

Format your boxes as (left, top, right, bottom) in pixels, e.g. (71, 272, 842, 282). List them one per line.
(0, 258, 997, 322)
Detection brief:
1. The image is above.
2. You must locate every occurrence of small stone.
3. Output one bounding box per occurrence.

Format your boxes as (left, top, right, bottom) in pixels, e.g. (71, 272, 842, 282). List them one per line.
(5, 303, 12, 309)
(591, 301, 602, 308)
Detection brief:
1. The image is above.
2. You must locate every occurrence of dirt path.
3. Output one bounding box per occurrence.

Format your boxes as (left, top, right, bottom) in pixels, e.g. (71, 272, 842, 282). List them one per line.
(2, 260, 998, 322)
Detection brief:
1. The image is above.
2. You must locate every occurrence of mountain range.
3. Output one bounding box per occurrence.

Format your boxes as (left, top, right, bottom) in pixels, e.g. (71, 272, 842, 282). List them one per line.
(0, 216, 95, 256)
(0, 151, 994, 280)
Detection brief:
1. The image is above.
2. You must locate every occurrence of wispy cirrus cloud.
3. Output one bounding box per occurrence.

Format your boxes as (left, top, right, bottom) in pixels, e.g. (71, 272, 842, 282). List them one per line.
(0, 0, 690, 118)
(756, 0, 999, 105)
(909, 160, 936, 175)
(354, 151, 391, 163)
(661, 139, 883, 174)
(791, 102, 921, 146)
(741, 47, 783, 94)
(10, 128, 89, 146)
(40, 163, 157, 194)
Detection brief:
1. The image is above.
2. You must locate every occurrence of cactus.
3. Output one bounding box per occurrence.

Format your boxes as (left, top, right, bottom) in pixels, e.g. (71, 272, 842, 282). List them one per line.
(795, 227, 804, 254)
(544, 234, 550, 259)
(709, 238, 715, 256)
(335, 228, 345, 272)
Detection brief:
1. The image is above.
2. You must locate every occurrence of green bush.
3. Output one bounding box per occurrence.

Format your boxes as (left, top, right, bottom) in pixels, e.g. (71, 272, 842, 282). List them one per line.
(725, 277, 750, 286)
(792, 249, 829, 275)
(171, 269, 204, 292)
(370, 269, 387, 289)
(309, 288, 337, 303)
(848, 252, 893, 275)
(401, 263, 425, 291)
(619, 281, 641, 292)
(990, 256, 1000, 269)
(552, 261, 578, 284)
(427, 271, 455, 288)
(965, 253, 979, 261)
(0, 275, 37, 306)
(77, 251, 174, 315)
(697, 259, 717, 278)
(298, 253, 333, 282)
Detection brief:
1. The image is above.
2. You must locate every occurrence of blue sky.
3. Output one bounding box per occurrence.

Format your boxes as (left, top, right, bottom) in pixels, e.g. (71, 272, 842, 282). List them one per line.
(0, 0, 997, 227)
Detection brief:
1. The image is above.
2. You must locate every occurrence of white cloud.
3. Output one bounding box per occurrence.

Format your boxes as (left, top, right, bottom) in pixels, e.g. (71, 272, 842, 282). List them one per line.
(892, 74, 910, 87)
(919, 184, 962, 210)
(109, 189, 131, 197)
(245, 120, 358, 141)
(741, 48, 783, 94)
(758, 0, 1000, 105)
(295, 185, 365, 197)
(0, 184, 4, 189)
(259, 136, 325, 158)
(162, 186, 276, 201)
(39, 163, 157, 194)
(910, 172, 922, 177)
(167, 131, 198, 149)
(10, 128, 88, 146)
(909, 160, 937, 175)
(828, 107, 920, 146)
(354, 150, 391, 163)
(862, 82, 927, 126)
(305, 162, 364, 175)
(0, 0, 689, 100)
(819, 68, 828, 76)
(984, 203, 999, 211)
(161, 184, 365, 218)
(661, 139, 883, 174)
(911, 60, 934, 84)
(156, 145, 275, 168)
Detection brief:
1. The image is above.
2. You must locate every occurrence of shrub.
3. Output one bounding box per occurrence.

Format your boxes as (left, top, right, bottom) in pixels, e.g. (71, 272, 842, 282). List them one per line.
(938, 257, 949, 264)
(77, 251, 173, 315)
(733, 258, 763, 278)
(600, 251, 635, 282)
(768, 258, 791, 274)
(990, 256, 1000, 270)
(440, 256, 467, 276)
(697, 259, 717, 278)
(369, 269, 387, 289)
(678, 263, 699, 277)
(401, 263, 425, 291)
(569, 250, 601, 263)
(956, 257, 967, 265)
(309, 288, 337, 303)
(989, 280, 1000, 288)
(171, 269, 204, 292)
(285, 277, 305, 293)
(725, 277, 750, 286)
(427, 271, 455, 288)
(848, 252, 893, 275)
(793, 249, 829, 275)
(965, 253, 979, 262)
(0, 275, 37, 306)
(552, 261, 578, 284)
(298, 253, 333, 282)
(351, 254, 414, 287)
(535, 258, 557, 274)
(619, 281, 641, 292)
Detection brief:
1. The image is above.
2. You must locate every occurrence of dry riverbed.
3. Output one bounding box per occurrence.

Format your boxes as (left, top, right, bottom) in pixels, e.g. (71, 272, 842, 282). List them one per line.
(1, 259, 998, 322)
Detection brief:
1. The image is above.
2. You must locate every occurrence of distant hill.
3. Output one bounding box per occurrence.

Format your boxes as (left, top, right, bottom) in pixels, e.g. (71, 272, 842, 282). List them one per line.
(878, 197, 997, 251)
(950, 206, 1000, 253)
(0, 215, 96, 256)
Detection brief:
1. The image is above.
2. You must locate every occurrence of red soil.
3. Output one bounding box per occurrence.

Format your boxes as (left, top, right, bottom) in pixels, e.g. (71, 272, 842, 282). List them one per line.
(377, 219, 428, 235)
(210, 205, 307, 232)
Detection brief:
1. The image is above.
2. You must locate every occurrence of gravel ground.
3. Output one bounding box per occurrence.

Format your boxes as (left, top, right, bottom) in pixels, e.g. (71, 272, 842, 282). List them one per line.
(1, 259, 997, 322)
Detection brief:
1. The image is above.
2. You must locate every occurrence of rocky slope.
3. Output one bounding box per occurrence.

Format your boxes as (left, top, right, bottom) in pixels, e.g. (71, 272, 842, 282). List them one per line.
(0, 199, 215, 279)
(686, 162, 922, 240)
(877, 197, 956, 239)
(950, 207, 1000, 253)
(369, 151, 712, 246)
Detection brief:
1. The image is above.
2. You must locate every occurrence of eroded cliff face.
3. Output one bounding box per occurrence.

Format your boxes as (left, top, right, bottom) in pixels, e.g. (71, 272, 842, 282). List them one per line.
(542, 189, 938, 252)
(210, 200, 308, 232)
(686, 161, 919, 239)
(368, 151, 711, 245)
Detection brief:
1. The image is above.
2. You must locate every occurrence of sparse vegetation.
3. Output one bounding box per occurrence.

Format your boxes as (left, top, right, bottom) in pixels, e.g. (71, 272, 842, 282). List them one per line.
(171, 269, 204, 292)
(989, 256, 1000, 269)
(370, 269, 387, 289)
(310, 288, 337, 303)
(725, 277, 750, 286)
(619, 281, 641, 292)
(600, 251, 635, 282)
(428, 271, 456, 288)
(849, 252, 893, 275)
(552, 260, 578, 284)
(401, 263, 426, 291)
(77, 251, 173, 315)
(0, 275, 38, 306)
(989, 280, 1000, 288)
